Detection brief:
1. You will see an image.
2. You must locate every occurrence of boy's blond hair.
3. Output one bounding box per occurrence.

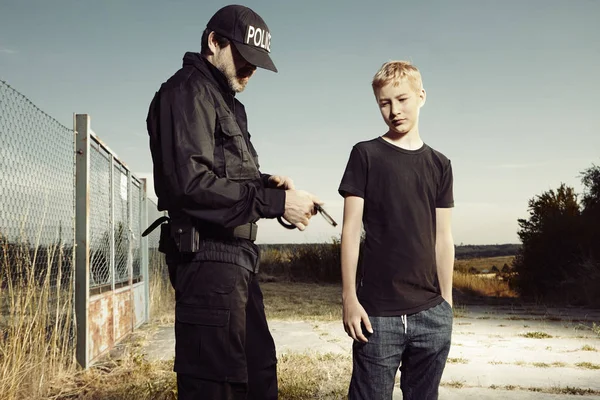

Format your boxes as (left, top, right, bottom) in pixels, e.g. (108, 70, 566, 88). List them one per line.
(372, 61, 423, 93)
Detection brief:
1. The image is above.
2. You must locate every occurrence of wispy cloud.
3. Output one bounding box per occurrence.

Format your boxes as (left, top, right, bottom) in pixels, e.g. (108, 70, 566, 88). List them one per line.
(0, 47, 16, 54)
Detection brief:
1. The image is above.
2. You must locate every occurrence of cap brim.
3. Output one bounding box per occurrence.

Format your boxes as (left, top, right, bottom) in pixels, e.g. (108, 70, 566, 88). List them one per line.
(231, 41, 278, 73)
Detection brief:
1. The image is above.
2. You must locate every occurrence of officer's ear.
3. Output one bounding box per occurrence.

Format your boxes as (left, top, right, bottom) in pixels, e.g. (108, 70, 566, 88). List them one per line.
(207, 31, 219, 55)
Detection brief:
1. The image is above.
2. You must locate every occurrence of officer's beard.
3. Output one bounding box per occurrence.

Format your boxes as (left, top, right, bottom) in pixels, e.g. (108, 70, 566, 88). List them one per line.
(214, 56, 252, 93)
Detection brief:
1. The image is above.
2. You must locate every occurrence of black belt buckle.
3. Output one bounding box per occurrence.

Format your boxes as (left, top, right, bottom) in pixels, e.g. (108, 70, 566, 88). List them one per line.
(232, 223, 258, 241)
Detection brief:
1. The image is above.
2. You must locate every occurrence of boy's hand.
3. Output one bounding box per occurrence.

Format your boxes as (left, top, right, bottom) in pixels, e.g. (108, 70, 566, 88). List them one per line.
(343, 296, 373, 342)
(268, 175, 295, 190)
(444, 295, 453, 308)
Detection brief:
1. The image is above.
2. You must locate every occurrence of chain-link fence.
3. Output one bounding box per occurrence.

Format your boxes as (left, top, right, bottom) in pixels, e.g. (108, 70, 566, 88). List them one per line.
(132, 180, 142, 283)
(87, 140, 144, 293)
(0, 80, 77, 396)
(89, 143, 112, 290)
(0, 79, 75, 287)
(1, 80, 152, 374)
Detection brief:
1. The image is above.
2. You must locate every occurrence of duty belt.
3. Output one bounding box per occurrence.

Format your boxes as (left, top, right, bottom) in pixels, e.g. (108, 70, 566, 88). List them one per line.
(142, 216, 258, 241)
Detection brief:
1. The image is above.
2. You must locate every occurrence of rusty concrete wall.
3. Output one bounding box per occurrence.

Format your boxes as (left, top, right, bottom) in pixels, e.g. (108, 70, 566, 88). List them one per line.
(89, 293, 114, 361)
(114, 288, 133, 342)
(133, 282, 146, 328)
(88, 287, 135, 362)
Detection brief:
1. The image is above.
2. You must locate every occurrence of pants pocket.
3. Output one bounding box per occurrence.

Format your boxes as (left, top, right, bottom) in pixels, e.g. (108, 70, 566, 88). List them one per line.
(177, 304, 230, 326)
(176, 262, 239, 306)
(173, 262, 251, 382)
(175, 304, 231, 379)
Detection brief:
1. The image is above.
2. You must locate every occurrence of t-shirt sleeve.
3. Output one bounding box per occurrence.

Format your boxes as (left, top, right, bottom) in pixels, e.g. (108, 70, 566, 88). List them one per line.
(338, 146, 367, 198)
(436, 159, 454, 208)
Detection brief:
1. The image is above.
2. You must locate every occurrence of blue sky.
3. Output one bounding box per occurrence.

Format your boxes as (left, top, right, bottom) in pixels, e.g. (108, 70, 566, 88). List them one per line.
(1, 0, 599, 244)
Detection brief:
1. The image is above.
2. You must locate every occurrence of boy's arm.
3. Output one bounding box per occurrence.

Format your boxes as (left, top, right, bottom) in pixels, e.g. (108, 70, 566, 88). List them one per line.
(341, 195, 372, 342)
(435, 208, 455, 307)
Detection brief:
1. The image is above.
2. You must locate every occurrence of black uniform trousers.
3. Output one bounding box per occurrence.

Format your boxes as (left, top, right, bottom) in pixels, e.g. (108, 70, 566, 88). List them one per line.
(167, 252, 278, 400)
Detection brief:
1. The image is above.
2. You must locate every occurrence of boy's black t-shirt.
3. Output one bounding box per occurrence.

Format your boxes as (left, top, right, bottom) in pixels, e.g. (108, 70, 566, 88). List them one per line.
(338, 137, 454, 316)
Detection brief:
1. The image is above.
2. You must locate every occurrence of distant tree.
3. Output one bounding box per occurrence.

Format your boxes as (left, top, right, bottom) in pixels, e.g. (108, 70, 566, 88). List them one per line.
(512, 164, 600, 306)
(577, 165, 600, 305)
(512, 183, 583, 301)
(581, 164, 600, 212)
(580, 164, 600, 262)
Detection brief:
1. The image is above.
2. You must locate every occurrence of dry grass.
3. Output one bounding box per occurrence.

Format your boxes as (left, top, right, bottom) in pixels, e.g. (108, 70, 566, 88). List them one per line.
(261, 282, 342, 321)
(575, 362, 600, 370)
(278, 353, 351, 399)
(0, 239, 172, 400)
(0, 235, 76, 400)
(520, 331, 553, 339)
(593, 323, 600, 337)
(447, 357, 469, 364)
(489, 384, 600, 396)
(148, 251, 174, 325)
(531, 362, 566, 368)
(453, 271, 517, 298)
(46, 353, 176, 400)
(454, 256, 515, 273)
(443, 380, 466, 389)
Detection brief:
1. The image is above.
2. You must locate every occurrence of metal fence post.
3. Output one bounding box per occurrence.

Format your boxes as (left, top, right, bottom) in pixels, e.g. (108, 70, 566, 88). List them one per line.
(109, 155, 115, 292)
(74, 114, 91, 369)
(140, 179, 150, 322)
(127, 171, 133, 286)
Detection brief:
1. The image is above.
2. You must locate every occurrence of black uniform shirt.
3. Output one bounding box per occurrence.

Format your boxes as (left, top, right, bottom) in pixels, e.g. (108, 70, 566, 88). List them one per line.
(147, 52, 285, 228)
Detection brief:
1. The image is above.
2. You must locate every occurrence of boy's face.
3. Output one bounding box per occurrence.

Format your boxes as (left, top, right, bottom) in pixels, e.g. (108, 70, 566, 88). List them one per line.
(375, 79, 425, 135)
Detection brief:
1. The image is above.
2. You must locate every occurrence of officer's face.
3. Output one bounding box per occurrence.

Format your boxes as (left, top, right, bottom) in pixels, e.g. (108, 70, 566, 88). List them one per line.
(213, 41, 257, 93)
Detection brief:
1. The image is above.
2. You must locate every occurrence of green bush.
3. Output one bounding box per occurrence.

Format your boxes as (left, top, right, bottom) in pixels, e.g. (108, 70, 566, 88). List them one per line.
(511, 165, 600, 306)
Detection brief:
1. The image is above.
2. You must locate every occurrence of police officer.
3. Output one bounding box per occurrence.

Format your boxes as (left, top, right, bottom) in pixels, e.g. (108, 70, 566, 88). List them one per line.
(146, 5, 321, 400)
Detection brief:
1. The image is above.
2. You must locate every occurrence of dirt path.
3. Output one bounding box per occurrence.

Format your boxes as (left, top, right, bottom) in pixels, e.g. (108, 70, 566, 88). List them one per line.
(143, 304, 600, 399)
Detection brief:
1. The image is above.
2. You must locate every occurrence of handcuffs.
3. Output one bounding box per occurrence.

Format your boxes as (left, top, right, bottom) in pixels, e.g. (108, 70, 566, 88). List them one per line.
(277, 203, 338, 229)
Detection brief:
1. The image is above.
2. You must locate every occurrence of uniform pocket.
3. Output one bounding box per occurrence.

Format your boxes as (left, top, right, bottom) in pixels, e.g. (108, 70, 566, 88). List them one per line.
(174, 304, 231, 378)
(175, 262, 239, 309)
(198, 262, 238, 294)
(176, 304, 229, 327)
(219, 116, 259, 181)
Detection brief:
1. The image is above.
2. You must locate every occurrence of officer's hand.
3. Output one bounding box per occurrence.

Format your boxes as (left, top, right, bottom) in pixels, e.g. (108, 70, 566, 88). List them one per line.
(283, 190, 323, 231)
(268, 175, 295, 190)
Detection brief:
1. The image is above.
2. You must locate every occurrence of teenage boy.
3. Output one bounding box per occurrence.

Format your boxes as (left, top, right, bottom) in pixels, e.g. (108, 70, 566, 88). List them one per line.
(338, 60, 455, 400)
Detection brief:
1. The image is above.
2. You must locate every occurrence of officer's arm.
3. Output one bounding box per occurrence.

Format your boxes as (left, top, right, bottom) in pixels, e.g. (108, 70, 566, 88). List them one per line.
(162, 85, 285, 227)
(260, 173, 272, 187)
